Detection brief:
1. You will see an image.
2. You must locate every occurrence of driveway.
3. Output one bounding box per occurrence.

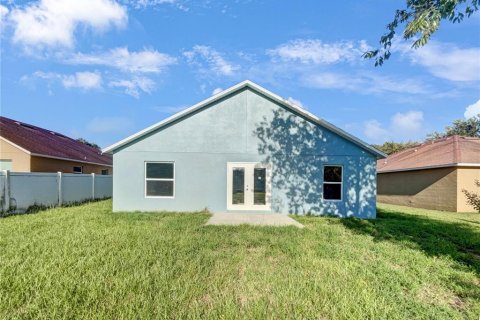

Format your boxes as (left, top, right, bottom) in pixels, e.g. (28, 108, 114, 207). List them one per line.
(206, 213, 304, 228)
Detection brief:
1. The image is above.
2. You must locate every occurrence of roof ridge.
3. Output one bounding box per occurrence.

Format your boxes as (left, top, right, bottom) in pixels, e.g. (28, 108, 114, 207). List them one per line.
(1, 116, 75, 141)
(386, 135, 460, 158)
(453, 135, 461, 163)
(0, 116, 112, 165)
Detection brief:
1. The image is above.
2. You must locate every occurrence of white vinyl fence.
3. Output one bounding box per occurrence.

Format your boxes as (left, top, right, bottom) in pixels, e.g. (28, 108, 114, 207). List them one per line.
(0, 171, 112, 213)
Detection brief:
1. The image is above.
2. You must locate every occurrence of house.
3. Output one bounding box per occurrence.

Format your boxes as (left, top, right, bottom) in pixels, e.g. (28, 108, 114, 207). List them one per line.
(377, 135, 480, 212)
(0, 116, 112, 174)
(103, 81, 385, 217)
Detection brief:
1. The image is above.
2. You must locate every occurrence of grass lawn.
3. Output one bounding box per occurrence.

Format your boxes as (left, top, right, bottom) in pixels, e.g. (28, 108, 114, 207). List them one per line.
(1, 201, 479, 319)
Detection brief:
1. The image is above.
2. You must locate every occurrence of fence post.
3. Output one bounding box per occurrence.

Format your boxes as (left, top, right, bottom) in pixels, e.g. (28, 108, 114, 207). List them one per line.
(2, 170, 10, 212)
(91, 173, 95, 200)
(57, 171, 62, 206)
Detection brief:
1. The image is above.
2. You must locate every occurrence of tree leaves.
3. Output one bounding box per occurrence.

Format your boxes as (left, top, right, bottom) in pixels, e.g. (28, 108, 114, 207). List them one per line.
(365, 0, 479, 66)
(427, 114, 480, 140)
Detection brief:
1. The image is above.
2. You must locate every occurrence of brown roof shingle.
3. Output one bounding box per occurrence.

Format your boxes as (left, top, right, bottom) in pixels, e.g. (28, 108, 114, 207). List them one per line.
(377, 135, 480, 173)
(0, 116, 112, 166)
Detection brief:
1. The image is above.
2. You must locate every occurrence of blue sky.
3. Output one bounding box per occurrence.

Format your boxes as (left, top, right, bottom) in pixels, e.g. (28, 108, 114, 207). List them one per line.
(1, 0, 479, 148)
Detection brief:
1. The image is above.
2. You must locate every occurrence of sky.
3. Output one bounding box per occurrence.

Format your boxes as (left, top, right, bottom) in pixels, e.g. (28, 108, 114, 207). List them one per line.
(1, 0, 479, 148)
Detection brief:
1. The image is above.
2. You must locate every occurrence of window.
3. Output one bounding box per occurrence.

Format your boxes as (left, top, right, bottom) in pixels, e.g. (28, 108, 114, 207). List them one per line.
(101, 169, 109, 175)
(145, 162, 174, 197)
(323, 166, 342, 200)
(0, 160, 12, 171)
(73, 166, 83, 174)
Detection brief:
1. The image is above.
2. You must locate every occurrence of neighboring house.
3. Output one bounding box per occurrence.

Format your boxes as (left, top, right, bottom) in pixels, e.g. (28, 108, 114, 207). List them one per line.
(377, 135, 480, 212)
(103, 81, 385, 217)
(0, 116, 112, 174)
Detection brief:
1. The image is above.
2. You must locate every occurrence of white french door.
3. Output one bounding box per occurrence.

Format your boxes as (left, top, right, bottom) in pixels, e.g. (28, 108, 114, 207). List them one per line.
(227, 162, 271, 211)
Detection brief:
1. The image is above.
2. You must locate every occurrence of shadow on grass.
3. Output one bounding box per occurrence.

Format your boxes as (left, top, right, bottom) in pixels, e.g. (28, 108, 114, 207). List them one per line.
(0, 198, 111, 218)
(341, 206, 480, 275)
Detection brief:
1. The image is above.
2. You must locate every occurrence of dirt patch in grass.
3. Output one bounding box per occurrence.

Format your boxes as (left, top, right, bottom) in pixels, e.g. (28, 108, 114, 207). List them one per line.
(417, 284, 465, 310)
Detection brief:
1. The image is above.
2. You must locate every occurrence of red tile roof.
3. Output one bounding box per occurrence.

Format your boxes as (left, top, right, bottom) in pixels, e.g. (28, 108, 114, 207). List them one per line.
(377, 135, 480, 173)
(0, 116, 112, 166)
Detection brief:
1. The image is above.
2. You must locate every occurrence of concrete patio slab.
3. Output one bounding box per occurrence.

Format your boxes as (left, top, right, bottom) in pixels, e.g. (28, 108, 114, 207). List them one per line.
(206, 213, 304, 228)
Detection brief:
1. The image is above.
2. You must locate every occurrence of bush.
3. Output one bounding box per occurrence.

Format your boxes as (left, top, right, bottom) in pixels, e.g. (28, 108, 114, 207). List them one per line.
(462, 179, 480, 212)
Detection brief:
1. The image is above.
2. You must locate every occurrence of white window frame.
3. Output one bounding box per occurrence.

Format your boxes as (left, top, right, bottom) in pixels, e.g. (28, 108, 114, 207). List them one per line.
(322, 165, 343, 201)
(144, 161, 175, 199)
(0, 159, 12, 171)
(73, 166, 83, 174)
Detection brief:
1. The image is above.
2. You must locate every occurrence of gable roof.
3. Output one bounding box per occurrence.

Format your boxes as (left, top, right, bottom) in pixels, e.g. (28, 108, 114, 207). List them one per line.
(0, 116, 112, 167)
(103, 80, 386, 158)
(377, 135, 480, 173)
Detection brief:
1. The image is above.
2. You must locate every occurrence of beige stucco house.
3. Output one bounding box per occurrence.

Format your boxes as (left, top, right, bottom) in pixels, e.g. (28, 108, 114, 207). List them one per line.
(0, 116, 112, 174)
(377, 135, 480, 212)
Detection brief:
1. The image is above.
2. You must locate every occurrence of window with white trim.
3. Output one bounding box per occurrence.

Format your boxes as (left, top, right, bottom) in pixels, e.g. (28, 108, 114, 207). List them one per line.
(0, 160, 12, 171)
(145, 162, 175, 197)
(323, 165, 342, 200)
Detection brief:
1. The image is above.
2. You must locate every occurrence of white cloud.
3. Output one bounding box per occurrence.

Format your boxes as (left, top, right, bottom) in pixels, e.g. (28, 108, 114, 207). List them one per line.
(286, 97, 306, 109)
(131, 0, 177, 7)
(109, 76, 155, 97)
(62, 71, 102, 89)
(304, 72, 429, 95)
(23, 70, 102, 90)
(364, 111, 424, 143)
(68, 47, 176, 73)
(152, 105, 188, 113)
(391, 111, 424, 132)
(267, 39, 370, 64)
(184, 45, 239, 76)
(128, 0, 188, 11)
(9, 0, 127, 49)
(396, 40, 480, 82)
(0, 4, 9, 20)
(464, 99, 480, 119)
(87, 116, 134, 133)
(212, 87, 223, 95)
(364, 120, 388, 141)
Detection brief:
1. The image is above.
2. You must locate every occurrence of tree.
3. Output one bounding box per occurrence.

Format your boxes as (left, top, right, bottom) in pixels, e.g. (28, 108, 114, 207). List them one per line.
(462, 180, 480, 212)
(427, 114, 480, 140)
(372, 140, 419, 155)
(364, 0, 479, 66)
(77, 138, 101, 150)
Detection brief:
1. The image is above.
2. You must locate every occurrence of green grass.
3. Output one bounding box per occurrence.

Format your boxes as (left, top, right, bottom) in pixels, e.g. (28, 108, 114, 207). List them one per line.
(1, 201, 479, 319)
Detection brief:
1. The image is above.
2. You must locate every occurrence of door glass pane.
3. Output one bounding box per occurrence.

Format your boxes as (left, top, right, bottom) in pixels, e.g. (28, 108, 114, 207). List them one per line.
(254, 168, 266, 205)
(232, 168, 244, 204)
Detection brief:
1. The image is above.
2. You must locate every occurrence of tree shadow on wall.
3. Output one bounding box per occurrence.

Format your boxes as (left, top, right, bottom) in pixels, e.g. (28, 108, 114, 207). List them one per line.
(254, 107, 376, 217)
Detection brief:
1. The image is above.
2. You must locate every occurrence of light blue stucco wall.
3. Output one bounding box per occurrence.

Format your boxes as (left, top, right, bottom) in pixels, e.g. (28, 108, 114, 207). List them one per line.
(113, 88, 377, 218)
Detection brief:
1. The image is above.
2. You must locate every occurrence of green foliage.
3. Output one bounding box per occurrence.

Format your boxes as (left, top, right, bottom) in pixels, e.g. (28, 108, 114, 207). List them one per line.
(372, 140, 419, 155)
(427, 114, 480, 140)
(77, 137, 101, 150)
(462, 179, 480, 212)
(373, 115, 480, 155)
(0, 200, 479, 318)
(364, 0, 479, 66)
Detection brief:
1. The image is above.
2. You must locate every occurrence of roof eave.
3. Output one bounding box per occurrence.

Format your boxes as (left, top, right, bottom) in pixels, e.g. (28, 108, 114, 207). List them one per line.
(378, 162, 480, 173)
